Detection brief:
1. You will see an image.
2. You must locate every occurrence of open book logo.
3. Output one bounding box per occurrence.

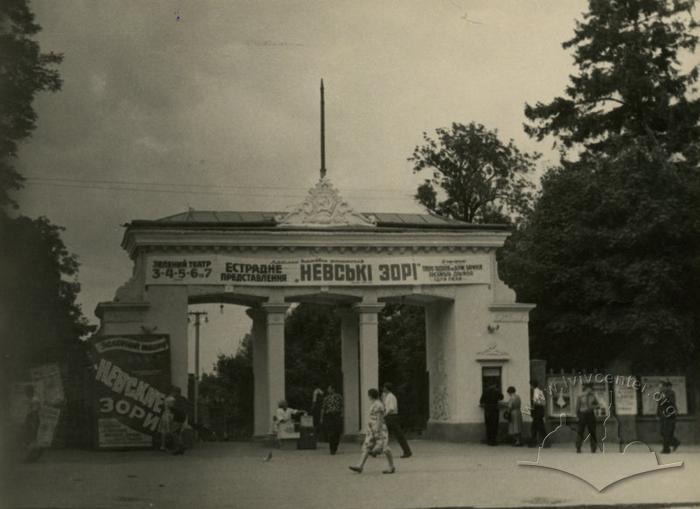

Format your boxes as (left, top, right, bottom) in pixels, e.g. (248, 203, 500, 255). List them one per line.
(517, 410, 683, 491)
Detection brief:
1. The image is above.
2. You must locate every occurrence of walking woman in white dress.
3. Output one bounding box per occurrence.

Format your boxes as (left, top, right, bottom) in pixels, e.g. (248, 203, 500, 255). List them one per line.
(349, 389, 396, 474)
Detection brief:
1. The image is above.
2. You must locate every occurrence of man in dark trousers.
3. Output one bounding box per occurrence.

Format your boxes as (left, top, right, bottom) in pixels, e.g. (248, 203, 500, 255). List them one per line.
(658, 380, 680, 454)
(479, 383, 503, 445)
(529, 380, 547, 447)
(382, 383, 412, 458)
(575, 382, 599, 453)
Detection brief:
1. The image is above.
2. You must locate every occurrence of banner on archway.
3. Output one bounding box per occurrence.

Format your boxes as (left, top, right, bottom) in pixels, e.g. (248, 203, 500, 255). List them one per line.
(145, 253, 491, 286)
(90, 334, 171, 448)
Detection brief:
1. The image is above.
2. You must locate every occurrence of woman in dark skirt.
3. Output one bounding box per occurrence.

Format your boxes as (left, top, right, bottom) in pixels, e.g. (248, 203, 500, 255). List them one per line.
(505, 386, 523, 446)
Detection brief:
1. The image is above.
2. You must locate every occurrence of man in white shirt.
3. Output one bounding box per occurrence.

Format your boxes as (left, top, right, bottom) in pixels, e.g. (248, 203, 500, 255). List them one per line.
(381, 383, 412, 458)
(529, 380, 547, 447)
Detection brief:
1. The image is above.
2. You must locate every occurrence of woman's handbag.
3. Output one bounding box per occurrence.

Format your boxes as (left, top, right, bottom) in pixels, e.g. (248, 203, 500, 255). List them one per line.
(503, 409, 511, 421)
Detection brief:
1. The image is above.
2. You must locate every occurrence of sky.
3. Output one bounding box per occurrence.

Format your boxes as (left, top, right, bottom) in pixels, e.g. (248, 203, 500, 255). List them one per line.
(16, 0, 590, 373)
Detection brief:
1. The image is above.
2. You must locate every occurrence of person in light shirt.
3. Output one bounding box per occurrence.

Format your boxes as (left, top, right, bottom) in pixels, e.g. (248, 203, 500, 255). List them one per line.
(381, 383, 412, 458)
(528, 380, 547, 447)
(272, 400, 302, 448)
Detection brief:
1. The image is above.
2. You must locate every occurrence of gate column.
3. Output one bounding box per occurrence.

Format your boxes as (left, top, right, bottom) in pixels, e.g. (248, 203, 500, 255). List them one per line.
(339, 308, 360, 435)
(247, 307, 269, 437)
(353, 302, 384, 432)
(262, 302, 289, 430)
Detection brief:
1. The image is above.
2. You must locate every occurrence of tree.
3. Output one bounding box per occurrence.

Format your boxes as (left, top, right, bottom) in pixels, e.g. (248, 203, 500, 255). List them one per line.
(199, 335, 254, 439)
(0, 216, 94, 379)
(378, 304, 429, 431)
(499, 138, 700, 370)
(284, 304, 342, 410)
(524, 0, 699, 163)
(409, 122, 539, 224)
(1, 0, 63, 208)
(500, 0, 700, 371)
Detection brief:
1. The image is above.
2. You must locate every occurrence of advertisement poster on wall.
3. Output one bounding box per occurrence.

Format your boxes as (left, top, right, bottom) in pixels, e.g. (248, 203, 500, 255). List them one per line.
(546, 377, 575, 418)
(30, 363, 65, 406)
(90, 334, 171, 448)
(613, 376, 639, 416)
(36, 405, 62, 447)
(640, 376, 687, 416)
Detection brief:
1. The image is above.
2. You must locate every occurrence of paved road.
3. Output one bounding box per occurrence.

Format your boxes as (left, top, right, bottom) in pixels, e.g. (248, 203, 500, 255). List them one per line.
(2, 440, 698, 509)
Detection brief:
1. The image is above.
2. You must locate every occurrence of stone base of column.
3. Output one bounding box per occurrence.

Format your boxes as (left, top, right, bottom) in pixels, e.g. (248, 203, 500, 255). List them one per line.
(425, 421, 485, 442)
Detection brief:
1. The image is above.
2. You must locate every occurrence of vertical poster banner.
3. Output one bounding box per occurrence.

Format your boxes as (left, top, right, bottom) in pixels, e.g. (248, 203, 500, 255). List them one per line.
(640, 376, 688, 416)
(90, 334, 171, 448)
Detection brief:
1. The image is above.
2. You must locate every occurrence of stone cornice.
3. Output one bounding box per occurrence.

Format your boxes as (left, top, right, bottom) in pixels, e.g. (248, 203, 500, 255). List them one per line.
(489, 303, 536, 323)
(121, 228, 510, 258)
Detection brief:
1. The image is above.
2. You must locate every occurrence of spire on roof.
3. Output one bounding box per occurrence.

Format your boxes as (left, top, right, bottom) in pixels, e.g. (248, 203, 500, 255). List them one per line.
(320, 79, 326, 179)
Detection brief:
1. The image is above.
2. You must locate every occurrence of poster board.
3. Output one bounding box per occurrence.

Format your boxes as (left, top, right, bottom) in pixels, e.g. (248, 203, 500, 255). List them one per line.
(90, 334, 171, 448)
(546, 377, 575, 418)
(30, 364, 65, 406)
(640, 376, 688, 416)
(546, 375, 610, 418)
(613, 375, 639, 416)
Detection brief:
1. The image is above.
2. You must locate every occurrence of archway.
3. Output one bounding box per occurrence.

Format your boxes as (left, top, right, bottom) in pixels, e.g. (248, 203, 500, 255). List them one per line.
(91, 177, 534, 448)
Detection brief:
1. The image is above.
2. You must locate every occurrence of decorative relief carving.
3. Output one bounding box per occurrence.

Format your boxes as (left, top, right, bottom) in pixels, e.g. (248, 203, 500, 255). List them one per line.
(430, 343, 450, 420)
(476, 342, 510, 360)
(276, 177, 377, 227)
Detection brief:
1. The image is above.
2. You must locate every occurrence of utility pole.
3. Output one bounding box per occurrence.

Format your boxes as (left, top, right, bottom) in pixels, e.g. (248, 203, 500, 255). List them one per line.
(188, 310, 208, 437)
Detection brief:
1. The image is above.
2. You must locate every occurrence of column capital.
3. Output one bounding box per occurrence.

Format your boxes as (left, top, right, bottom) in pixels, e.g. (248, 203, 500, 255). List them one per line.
(352, 302, 385, 315)
(262, 302, 290, 314)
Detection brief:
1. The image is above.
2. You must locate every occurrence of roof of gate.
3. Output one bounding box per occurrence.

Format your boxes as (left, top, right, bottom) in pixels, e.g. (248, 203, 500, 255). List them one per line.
(134, 210, 509, 231)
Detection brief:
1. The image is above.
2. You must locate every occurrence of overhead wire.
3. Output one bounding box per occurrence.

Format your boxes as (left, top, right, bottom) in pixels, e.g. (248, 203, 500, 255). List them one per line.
(23, 177, 418, 201)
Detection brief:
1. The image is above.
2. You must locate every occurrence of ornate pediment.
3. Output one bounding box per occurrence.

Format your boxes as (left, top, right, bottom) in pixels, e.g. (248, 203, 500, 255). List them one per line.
(476, 342, 510, 361)
(276, 177, 376, 227)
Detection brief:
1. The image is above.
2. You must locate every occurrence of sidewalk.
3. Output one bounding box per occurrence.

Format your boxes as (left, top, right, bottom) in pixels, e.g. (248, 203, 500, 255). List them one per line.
(2, 440, 698, 509)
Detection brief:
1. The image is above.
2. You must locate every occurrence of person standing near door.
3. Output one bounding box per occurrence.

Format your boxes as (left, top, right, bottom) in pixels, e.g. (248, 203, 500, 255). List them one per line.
(381, 383, 412, 458)
(479, 383, 503, 445)
(529, 380, 547, 447)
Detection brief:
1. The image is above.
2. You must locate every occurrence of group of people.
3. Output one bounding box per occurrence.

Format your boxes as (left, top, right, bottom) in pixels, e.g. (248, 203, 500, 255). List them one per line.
(274, 382, 413, 474)
(481, 380, 599, 450)
(481, 379, 681, 454)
